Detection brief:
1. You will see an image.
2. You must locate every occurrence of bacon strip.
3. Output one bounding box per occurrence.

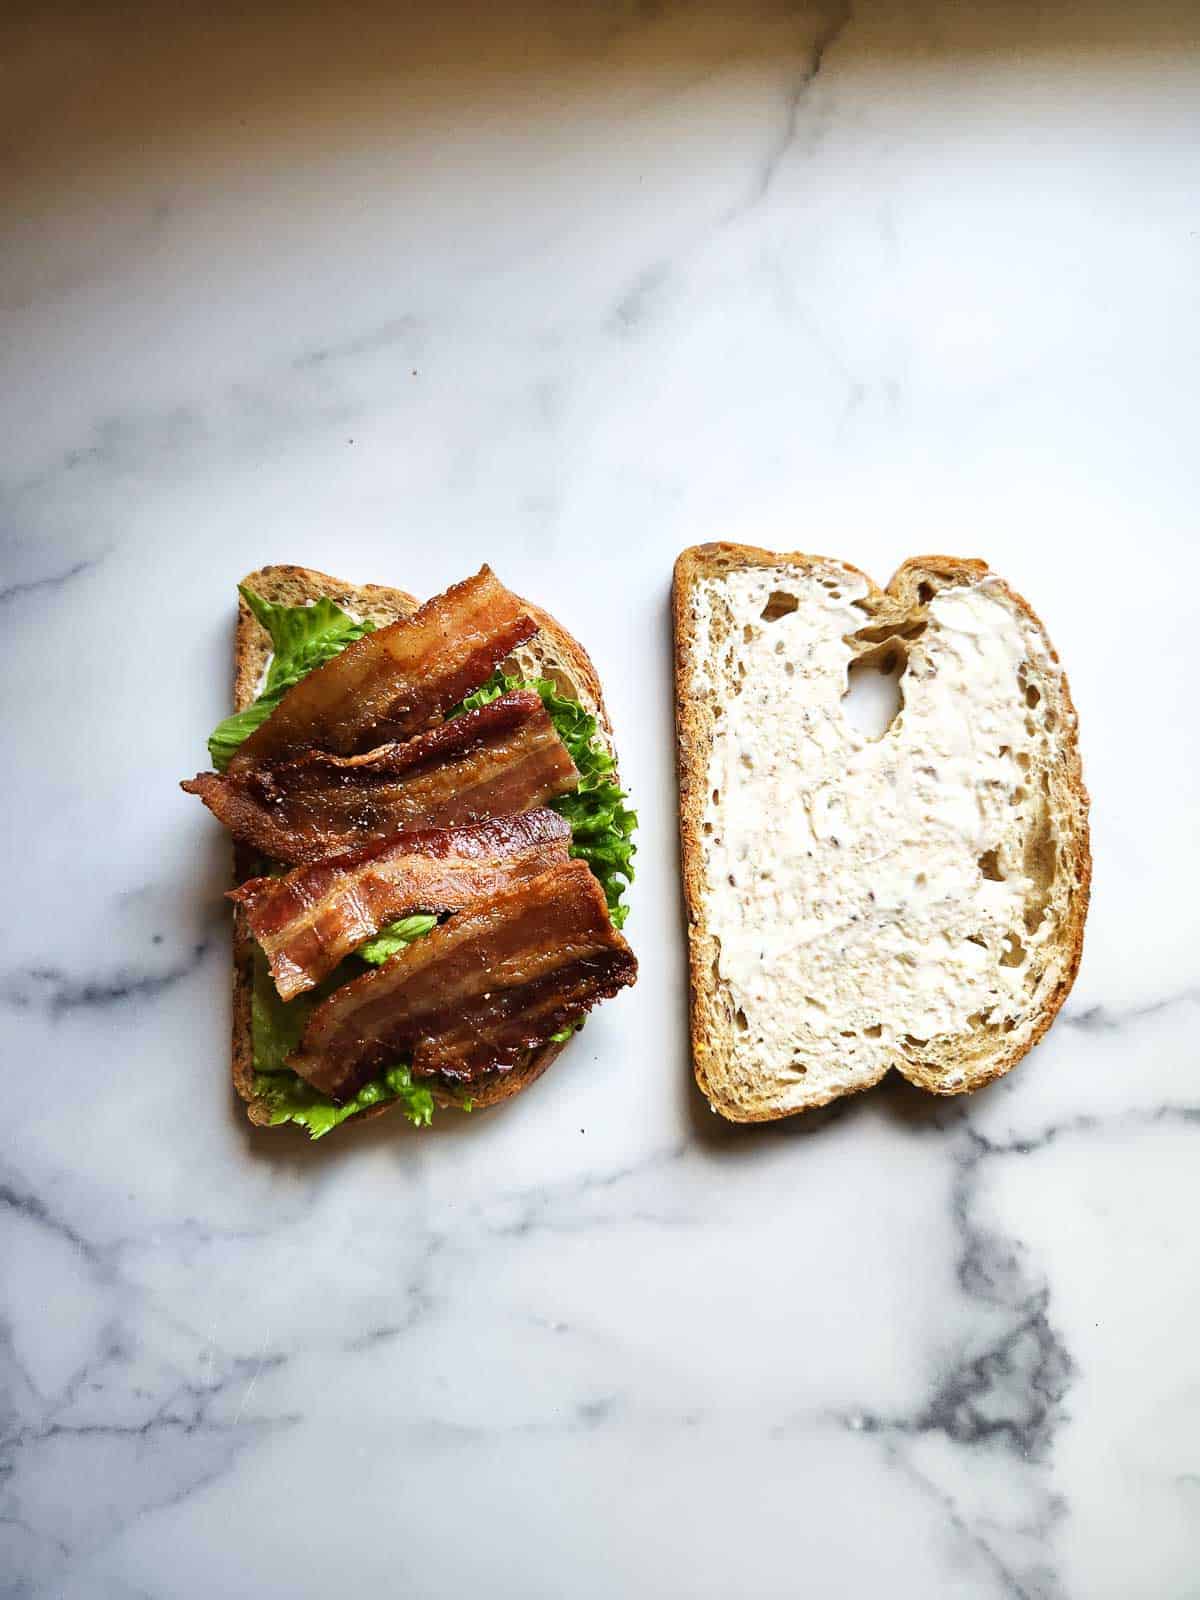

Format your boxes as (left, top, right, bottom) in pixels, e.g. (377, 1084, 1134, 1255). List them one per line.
(227, 566, 536, 771)
(231, 810, 572, 1001)
(182, 691, 579, 864)
(288, 859, 637, 1101)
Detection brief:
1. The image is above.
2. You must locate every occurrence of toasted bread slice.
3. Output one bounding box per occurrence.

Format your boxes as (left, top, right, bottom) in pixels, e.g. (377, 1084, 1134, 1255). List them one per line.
(228, 564, 617, 1128)
(673, 544, 1090, 1122)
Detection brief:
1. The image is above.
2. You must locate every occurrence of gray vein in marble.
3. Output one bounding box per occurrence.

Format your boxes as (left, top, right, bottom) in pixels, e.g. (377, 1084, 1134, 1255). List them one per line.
(342, 1323, 410, 1353)
(3, 417, 153, 501)
(609, 261, 673, 336)
(2, 381, 332, 513)
(601, 3, 854, 349)
(1, 305, 427, 517)
(859, 1299, 1071, 1460)
(754, 4, 850, 201)
(968, 1103, 1200, 1162)
(292, 314, 423, 372)
(1, 1166, 300, 1590)
(488, 1200, 699, 1237)
(0, 942, 212, 1019)
(574, 1393, 619, 1428)
(482, 1140, 690, 1237)
(369, 1392, 714, 1452)
(727, 0, 852, 220)
(0, 554, 107, 610)
(341, 1230, 447, 1354)
(1, 1159, 108, 1252)
(835, 1123, 1071, 1596)
(1060, 985, 1200, 1033)
(6, 1373, 288, 1450)
(893, 1451, 1064, 1600)
(831, 1081, 1200, 1594)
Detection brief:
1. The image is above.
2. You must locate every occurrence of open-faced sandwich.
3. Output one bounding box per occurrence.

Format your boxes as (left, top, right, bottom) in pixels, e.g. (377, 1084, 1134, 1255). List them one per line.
(182, 565, 637, 1137)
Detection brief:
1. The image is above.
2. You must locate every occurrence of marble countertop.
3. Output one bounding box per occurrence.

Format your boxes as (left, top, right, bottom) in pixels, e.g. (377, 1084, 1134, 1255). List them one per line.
(3, 3, 1198, 1596)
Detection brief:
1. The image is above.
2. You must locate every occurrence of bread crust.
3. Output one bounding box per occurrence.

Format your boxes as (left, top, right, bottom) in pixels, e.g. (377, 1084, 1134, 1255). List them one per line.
(227, 563, 616, 1131)
(673, 542, 1091, 1122)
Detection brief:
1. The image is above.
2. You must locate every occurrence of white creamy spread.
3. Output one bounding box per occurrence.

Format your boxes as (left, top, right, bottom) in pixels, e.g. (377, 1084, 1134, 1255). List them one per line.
(694, 566, 1059, 1080)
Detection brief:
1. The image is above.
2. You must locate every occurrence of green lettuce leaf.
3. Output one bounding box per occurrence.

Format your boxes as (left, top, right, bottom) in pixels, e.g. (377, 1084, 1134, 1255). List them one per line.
(357, 912, 440, 966)
(207, 588, 375, 771)
(457, 673, 637, 927)
(249, 918, 447, 1139)
(253, 1061, 437, 1140)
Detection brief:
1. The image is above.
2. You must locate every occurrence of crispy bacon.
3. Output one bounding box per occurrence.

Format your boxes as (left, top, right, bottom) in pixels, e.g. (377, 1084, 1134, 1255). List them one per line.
(182, 691, 579, 864)
(231, 810, 572, 1000)
(288, 859, 637, 1101)
(227, 566, 536, 771)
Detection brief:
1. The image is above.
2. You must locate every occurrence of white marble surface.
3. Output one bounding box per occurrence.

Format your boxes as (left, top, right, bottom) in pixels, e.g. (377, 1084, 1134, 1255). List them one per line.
(3, 3, 1199, 1596)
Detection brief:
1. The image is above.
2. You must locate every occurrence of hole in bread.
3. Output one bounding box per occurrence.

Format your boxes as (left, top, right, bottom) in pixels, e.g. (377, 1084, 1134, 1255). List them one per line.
(1002, 1017, 1017, 1033)
(903, 1033, 929, 1049)
(1025, 682, 1041, 708)
(734, 1008, 749, 1033)
(978, 849, 1004, 881)
(785, 661, 795, 677)
(1020, 797, 1057, 934)
(917, 581, 935, 605)
(703, 822, 713, 836)
(791, 1059, 808, 1076)
(853, 619, 927, 647)
(1016, 751, 1031, 771)
(534, 664, 577, 700)
(761, 591, 799, 622)
(712, 788, 720, 806)
(739, 752, 753, 770)
(839, 1030, 856, 1039)
(914, 871, 927, 888)
(999, 933, 1026, 968)
(967, 1010, 987, 1028)
(1010, 786, 1026, 806)
(743, 624, 754, 644)
(842, 649, 904, 741)
(966, 934, 987, 948)
(1044, 709, 1057, 731)
(1024, 800, 1057, 889)
(864, 1023, 882, 1039)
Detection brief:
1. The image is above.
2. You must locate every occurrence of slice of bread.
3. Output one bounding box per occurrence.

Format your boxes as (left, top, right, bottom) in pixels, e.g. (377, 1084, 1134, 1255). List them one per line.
(673, 544, 1091, 1122)
(227, 564, 617, 1128)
